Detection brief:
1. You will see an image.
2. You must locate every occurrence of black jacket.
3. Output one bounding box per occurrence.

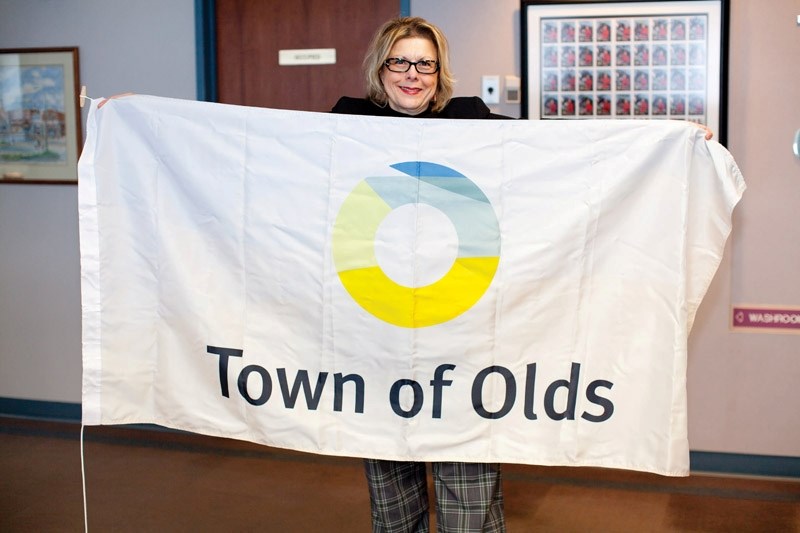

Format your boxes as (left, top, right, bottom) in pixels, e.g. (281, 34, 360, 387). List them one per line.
(331, 96, 512, 120)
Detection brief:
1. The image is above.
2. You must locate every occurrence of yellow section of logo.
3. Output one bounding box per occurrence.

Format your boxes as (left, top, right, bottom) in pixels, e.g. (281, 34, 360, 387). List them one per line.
(337, 258, 500, 328)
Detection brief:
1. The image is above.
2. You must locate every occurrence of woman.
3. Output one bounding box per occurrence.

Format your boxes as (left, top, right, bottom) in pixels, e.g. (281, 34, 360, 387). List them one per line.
(332, 17, 508, 121)
(332, 16, 508, 533)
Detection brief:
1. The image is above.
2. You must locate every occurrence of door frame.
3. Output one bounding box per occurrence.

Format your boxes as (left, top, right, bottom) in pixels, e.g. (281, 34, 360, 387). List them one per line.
(193, 0, 410, 102)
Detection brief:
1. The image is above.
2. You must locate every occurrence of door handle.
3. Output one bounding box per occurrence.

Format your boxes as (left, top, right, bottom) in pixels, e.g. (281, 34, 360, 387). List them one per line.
(794, 129, 800, 160)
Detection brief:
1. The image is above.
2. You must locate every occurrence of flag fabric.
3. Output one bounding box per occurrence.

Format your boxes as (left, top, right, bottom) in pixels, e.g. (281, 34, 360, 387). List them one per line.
(79, 95, 744, 476)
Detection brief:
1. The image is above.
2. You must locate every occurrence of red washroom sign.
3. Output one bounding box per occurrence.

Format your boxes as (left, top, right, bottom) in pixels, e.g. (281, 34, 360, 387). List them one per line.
(731, 305, 800, 333)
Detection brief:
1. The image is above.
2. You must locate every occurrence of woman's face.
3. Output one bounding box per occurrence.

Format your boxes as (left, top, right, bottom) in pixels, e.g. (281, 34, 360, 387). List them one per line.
(380, 37, 439, 116)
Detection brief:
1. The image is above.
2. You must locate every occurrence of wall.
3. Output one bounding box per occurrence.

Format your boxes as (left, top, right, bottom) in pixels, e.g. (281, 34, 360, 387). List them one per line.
(0, 0, 196, 402)
(1, 0, 798, 460)
(413, 0, 522, 118)
(413, 0, 800, 458)
(689, 0, 800, 456)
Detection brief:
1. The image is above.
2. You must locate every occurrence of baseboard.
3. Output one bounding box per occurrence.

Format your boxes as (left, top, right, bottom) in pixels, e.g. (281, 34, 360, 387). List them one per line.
(690, 450, 800, 479)
(2, 396, 798, 479)
(0, 397, 81, 422)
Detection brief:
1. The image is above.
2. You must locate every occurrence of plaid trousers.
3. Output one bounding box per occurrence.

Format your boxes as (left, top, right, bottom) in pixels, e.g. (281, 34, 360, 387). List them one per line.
(363, 459, 505, 533)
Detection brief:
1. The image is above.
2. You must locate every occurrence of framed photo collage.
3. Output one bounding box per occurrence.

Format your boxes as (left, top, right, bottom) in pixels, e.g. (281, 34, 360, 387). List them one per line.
(522, 1, 728, 142)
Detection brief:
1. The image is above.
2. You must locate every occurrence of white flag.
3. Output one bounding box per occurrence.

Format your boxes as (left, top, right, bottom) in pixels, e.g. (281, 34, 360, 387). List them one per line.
(79, 95, 744, 476)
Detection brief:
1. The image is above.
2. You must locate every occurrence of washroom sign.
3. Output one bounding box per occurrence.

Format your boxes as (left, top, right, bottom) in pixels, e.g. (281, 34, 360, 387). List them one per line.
(731, 305, 800, 334)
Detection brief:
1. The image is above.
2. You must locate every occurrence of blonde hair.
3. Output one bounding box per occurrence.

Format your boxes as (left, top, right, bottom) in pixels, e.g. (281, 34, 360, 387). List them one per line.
(362, 17, 455, 113)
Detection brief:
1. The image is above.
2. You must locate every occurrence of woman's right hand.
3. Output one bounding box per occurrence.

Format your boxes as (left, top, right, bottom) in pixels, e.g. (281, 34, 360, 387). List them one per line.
(97, 93, 135, 109)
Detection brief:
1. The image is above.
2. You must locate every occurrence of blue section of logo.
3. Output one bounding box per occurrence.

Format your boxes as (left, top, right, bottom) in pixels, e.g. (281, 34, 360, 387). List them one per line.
(391, 161, 465, 178)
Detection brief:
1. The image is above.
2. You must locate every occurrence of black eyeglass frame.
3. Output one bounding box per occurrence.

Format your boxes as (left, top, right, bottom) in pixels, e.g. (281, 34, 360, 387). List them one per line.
(383, 57, 440, 74)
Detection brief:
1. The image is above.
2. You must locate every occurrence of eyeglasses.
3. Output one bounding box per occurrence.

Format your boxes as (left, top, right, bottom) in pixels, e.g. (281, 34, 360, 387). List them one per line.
(383, 58, 439, 74)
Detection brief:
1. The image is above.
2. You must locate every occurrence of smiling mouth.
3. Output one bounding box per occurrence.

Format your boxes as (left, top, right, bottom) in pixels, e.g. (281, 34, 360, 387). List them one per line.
(400, 87, 422, 95)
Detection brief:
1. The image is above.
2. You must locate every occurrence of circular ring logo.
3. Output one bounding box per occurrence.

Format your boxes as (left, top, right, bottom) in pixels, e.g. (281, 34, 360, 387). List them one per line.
(332, 161, 500, 328)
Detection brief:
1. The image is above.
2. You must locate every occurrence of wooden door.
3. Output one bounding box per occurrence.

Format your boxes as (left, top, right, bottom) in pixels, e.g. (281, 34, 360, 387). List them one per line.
(216, 0, 399, 112)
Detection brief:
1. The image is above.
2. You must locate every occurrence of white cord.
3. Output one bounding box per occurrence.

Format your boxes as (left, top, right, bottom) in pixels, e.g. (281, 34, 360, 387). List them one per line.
(81, 424, 89, 532)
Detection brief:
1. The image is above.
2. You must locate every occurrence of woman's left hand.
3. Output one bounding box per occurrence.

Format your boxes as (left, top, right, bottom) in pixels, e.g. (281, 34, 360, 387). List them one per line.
(697, 123, 713, 140)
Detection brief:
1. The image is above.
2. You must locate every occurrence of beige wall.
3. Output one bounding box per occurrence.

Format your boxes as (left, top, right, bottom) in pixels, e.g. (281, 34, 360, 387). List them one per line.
(690, 0, 800, 456)
(413, 0, 800, 457)
(0, 0, 197, 401)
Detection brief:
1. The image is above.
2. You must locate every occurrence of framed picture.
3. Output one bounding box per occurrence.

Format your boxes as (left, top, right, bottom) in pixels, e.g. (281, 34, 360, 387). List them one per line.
(521, 0, 729, 144)
(0, 47, 81, 184)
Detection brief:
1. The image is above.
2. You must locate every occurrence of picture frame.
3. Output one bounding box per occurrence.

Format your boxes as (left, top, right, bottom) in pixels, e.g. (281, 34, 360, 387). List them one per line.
(0, 47, 81, 184)
(521, 0, 729, 144)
